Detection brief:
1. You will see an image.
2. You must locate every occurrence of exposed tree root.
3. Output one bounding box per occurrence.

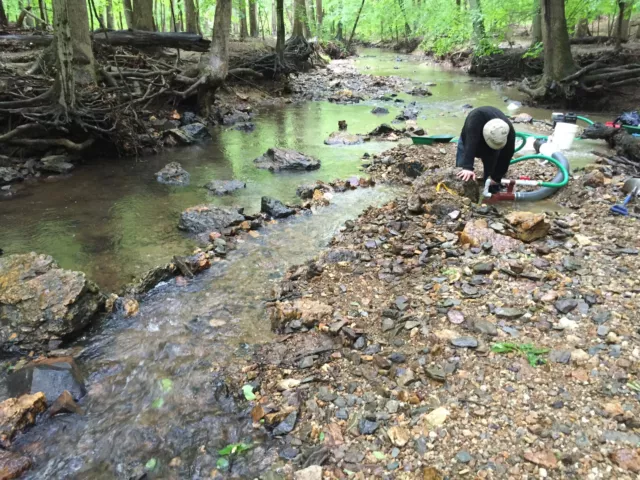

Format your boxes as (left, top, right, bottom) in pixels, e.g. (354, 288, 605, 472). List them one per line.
(582, 123, 640, 163)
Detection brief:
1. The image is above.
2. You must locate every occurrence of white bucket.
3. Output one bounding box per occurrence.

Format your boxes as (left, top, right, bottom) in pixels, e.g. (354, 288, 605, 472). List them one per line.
(550, 122, 579, 150)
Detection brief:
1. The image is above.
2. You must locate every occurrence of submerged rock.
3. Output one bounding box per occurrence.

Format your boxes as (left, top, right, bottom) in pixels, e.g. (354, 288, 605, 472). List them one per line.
(178, 205, 245, 233)
(406, 86, 432, 96)
(204, 179, 246, 195)
(156, 162, 190, 186)
(0, 253, 102, 351)
(371, 106, 389, 115)
(166, 122, 210, 144)
(261, 197, 295, 219)
(40, 155, 74, 174)
(0, 392, 47, 447)
(254, 148, 321, 172)
(324, 131, 364, 145)
(0, 449, 32, 478)
(7, 357, 86, 403)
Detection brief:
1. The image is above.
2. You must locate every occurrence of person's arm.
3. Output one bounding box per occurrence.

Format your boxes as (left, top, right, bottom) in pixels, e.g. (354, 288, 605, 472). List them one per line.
(491, 130, 515, 183)
(460, 126, 479, 171)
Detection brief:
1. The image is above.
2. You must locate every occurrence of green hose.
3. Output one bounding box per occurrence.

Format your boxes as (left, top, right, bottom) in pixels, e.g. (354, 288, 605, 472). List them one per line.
(577, 115, 595, 125)
(514, 131, 549, 153)
(510, 154, 570, 188)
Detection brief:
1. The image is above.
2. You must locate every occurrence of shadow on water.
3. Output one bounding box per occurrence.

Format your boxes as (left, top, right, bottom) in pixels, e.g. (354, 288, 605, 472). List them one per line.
(11, 186, 398, 479)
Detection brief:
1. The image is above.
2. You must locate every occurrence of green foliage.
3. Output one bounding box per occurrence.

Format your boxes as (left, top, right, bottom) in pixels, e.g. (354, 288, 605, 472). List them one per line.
(242, 384, 257, 401)
(491, 342, 549, 366)
(523, 42, 543, 59)
(218, 442, 252, 456)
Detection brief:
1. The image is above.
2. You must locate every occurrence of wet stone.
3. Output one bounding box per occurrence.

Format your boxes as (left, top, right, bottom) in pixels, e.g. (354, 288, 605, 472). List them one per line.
(273, 411, 298, 436)
(389, 352, 406, 363)
(456, 451, 473, 464)
(473, 262, 494, 274)
(495, 307, 525, 319)
(261, 196, 295, 218)
(281, 447, 299, 460)
(451, 336, 478, 348)
(358, 418, 379, 435)
(549, 350, 571, 364)
(555, 298, 579, 314)
(354, 336, 367, 350)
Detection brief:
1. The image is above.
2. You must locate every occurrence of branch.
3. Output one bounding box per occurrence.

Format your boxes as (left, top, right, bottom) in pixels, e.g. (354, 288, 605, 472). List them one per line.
(0, 123, 43, 142)
(0, 87, 54, 108)
(8, 137, 95, 151)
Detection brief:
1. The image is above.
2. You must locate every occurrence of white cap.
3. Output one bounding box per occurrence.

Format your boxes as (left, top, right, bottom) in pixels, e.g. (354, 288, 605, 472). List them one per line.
(483, 119, 509, 150)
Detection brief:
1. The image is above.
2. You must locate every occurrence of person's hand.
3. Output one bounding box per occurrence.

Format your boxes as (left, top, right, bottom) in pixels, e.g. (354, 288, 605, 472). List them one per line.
(456, 169, 476, 182)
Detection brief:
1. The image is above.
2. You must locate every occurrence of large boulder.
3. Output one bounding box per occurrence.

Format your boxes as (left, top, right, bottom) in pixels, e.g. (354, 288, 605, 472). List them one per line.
(324, 131, 364, 145)
(0, 253, 102, 351)
(204, 179, 246, 195)
(178, 205, 245, 233)
(459, 219, 522, 254)
(156, 162, 190, 186)
(40, 155, 74, 174)
(254, 148, 320, 172)
(261, 197, 295, 219)
(0, 392, 47, 447)
(7, 357, 86, 404)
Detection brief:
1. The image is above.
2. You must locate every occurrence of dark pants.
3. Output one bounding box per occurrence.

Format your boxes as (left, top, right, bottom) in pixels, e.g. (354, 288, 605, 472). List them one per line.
(456, 138, 499, 182)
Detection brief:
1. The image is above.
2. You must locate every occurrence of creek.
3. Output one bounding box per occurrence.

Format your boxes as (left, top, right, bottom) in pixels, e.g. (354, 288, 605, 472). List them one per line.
(0, 48, 605, 478)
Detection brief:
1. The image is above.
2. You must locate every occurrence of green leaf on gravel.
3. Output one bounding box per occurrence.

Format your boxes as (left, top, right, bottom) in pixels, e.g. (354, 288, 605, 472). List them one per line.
(344, 469, 355, 476)
(628, 380, 640, 392)
(160, 378, 173, 393)
(372, 451, 386, 460)
(145, 458, 157, 470)
(491, 342, 549, 367)
(151, 398, 164, 409)
(216, 457, 230, 470)
(218, 443, 252, 456)
(319, 432, 325, 442)
(242, 384, 256, 401)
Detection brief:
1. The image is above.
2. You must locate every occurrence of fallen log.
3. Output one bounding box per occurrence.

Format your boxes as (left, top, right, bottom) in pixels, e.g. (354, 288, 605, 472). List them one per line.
(570, 36, 626, 45)
(582, 124, 640, 163)
(0, 30, 211, 51)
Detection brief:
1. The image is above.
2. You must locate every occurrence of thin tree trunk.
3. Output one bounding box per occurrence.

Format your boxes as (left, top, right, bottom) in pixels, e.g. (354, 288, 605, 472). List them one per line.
(395, 0, 410, 37)
(184, 0, 196, 31)
(0, 0, 7, 26)
(249, 0, 258, 36)
(617, 0, 632, 42)
(37, 0, 47, 26)
(25, 0, 34, 27)
(616, 0, 625, 49)
(346, 0, 364, 49)
(106, 0, 114, 28)
(541, 0, 575, 81)
(292, 0, 307, 37)
(468, 0, 485, 44)
(119, 10, 123, 28)
(160, 0, 165, 30)
(179, 2, 183, 31)
(315, 0, 322, 30)
(169, 0, 177, 31)
(336, 20, 343, 41)
(276, 0, 285, 62)
(531, 0, 542, 45)
(308, 2, 315, 35)
(123, 0, 134, 28)
(271, 0, 276, 34)
(198, 0, 231, 114)
(239, 0, 248, 38)
(133, 0, 155, 30)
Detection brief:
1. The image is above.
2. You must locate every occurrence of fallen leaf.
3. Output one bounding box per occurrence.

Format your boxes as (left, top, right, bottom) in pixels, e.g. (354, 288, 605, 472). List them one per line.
(524, 450, 558, 469)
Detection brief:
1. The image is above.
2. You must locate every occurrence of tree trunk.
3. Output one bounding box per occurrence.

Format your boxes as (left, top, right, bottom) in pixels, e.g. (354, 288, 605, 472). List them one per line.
(184, 0, 196, 32)
(271, 0, 277, 34)
(239, 0, 248, 38)
(51, 0, 96, 114)
(160, 0, 165, 31)
(541, 0, 575, 81)
(575, 18, 589, 37)
(292, 0, 306, 37)
(123, 0, 134, 28)
(0, 0, 7, 26)
(346, 0, 364, 49)
(26, 0, 34, 27)
(616, 0, 625, 50)
(531, 0, 542, 45)
(198, 0, 231, 114)
(169, 0, 177, 31)
(37, 0, 47, 26)
(315, 0, 322, 30)
(336, 20, 343, 41)
(616, 0, 632, 43)
(395, 0, 410, 37)
(249, 0, 258, 36)
(468, 0, 485, 44)
(106, 0, 114, 29)
(133, 0, 155, 30)
(276, 0, 284, 63)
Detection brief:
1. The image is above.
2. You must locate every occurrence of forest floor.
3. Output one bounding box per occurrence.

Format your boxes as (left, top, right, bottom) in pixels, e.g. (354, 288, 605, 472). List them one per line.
(238, 141, 640, 479)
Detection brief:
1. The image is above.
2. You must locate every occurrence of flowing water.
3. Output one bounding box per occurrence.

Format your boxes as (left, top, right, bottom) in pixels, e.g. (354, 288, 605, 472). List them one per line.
(0, 48, 609, 478)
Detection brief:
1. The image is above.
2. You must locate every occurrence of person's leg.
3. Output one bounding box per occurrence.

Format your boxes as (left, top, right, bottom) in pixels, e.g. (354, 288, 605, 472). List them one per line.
(455, 138, 466, 168)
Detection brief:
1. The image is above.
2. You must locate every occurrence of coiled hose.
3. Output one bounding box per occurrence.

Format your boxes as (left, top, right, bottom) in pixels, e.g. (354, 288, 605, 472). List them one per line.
(509, 152, 571, 202)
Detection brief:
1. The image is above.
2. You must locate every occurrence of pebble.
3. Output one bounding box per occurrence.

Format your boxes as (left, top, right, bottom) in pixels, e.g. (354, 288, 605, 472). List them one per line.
(555, 298, 579, 314)
(450, 336, 478, 348)
(358, 418, 379, 435)
(456, 451, 473, 464)
(381, 318, 395, 332)
(495, 307, 525, 319)
(597, 325, 609, 337)
(388, 352, 406, 363)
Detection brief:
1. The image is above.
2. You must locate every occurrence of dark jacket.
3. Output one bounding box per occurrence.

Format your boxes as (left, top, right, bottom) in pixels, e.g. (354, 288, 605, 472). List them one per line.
(459, 106, 515, 182)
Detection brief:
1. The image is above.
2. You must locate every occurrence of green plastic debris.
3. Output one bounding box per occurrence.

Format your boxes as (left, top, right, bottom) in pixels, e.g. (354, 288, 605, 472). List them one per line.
(372, 451, 386, 460)
(216, 457, 230, 470)
(145, 458, 157, 470)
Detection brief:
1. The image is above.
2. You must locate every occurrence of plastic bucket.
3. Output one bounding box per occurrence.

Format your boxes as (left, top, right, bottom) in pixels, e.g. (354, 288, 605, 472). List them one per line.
(550, 122, 579, 150)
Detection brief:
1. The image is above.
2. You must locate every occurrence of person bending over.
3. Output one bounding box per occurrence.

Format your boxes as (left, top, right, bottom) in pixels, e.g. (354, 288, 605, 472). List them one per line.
(456, 106, 515, 190)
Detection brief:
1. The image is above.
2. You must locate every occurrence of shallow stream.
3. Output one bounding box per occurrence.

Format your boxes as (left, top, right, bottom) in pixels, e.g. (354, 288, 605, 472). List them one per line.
(0, 48, 608, 478)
